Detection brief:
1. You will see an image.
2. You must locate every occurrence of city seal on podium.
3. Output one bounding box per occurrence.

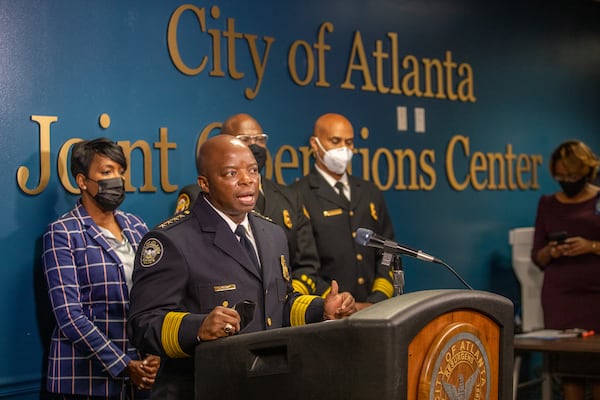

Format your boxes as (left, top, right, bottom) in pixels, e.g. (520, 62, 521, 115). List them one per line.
(419, 322, 492, 400)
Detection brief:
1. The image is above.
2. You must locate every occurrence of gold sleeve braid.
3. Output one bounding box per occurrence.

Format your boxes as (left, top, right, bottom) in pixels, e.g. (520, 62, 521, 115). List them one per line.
(371, 277, 394, 298)
(161, 311, 191, 358)
(293, 274, 317, 295)
(292, 279, 310, 295)
(320, 286, 332, 299)
(290, 295, 319, 326)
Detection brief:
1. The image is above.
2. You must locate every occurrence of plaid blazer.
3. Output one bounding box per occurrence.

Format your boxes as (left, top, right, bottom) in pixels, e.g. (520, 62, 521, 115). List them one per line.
(42, 200, 148, 397)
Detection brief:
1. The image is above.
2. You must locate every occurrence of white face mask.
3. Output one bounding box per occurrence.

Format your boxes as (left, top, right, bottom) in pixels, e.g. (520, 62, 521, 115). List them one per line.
(314, 137, 353, 175)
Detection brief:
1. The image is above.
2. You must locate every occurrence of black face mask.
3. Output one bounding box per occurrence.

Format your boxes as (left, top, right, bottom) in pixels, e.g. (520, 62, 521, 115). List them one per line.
(86, 177, 126, 211)
(249, 144, 267, 172)
(558, 177, 587, 198)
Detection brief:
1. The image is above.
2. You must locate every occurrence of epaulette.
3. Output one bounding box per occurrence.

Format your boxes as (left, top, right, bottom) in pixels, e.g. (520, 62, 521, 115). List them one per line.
(156, 210, 191, 230)
(250, 209, 274, 223)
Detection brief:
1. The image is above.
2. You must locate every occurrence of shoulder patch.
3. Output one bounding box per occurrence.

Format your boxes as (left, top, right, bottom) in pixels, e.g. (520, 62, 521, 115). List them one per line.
(140, 238, 163, 267)
(251, 209, 274, 223)
(174, 193, 191, 214)
(157, 210, 191, 229)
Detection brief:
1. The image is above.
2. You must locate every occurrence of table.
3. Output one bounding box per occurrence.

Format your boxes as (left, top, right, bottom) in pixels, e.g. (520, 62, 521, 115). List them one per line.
(513, 334, 600, 400)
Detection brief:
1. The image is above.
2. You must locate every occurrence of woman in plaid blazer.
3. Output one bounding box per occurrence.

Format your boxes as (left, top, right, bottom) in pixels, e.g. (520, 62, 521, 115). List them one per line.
(42, 138, 159, 399)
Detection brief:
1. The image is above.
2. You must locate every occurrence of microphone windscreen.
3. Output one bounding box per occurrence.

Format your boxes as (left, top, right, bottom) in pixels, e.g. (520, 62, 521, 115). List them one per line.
(355, 228, 373, 246)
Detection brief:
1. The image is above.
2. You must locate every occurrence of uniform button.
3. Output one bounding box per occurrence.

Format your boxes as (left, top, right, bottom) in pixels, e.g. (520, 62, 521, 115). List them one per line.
(358, 277, 365, 285)
(356, 253, 363, 261)
(352, 231, 357, 238)
(349, 211, 355, 217)
(222, 301, 229, 307)
(267, 317, 272, 326)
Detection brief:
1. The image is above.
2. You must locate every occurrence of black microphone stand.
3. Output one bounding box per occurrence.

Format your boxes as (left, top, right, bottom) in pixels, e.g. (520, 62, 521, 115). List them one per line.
(381, 241, 404, 296)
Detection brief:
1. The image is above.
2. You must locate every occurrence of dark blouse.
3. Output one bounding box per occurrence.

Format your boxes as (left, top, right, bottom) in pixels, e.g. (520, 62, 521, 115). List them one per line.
(531, 192, 600, 331)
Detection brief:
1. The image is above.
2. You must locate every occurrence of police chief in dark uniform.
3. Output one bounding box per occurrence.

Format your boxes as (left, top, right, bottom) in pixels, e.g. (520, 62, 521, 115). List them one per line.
(128, 135, 356, 400)
(292, 113, 396, 309)
(174, 113, 328, 296)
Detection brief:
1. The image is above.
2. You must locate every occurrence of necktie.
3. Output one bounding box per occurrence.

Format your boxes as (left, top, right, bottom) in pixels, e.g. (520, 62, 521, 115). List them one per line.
(335, 181, 349, 205)
(235, 225, 260, 270)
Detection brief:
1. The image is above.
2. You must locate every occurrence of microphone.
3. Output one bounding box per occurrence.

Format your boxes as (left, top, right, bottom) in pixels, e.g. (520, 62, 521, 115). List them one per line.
(355, 228, 440, 264)
(354, 228, 474, 290)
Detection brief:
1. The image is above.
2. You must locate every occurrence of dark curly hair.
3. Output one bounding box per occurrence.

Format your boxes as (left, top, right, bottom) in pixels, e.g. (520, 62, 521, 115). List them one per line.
(70, 138, 127, 178)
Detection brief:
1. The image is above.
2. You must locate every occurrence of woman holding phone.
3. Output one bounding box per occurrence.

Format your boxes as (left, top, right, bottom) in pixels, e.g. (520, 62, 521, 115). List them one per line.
(531, 139, 600, 400)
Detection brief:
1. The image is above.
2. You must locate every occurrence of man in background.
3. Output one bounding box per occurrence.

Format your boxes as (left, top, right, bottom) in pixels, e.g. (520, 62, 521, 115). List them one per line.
(292, 113, 396, 310)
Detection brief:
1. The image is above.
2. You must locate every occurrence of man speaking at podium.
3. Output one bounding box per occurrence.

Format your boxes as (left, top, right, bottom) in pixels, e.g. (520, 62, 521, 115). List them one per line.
(127, 135, 356, 399)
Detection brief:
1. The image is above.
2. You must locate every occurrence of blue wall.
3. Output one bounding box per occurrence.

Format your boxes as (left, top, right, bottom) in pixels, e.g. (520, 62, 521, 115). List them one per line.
(1, 1, 598, 397)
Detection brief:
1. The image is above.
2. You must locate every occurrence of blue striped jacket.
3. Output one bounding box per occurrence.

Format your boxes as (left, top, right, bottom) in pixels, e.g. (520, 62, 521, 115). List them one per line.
(42, 200, 148, 397)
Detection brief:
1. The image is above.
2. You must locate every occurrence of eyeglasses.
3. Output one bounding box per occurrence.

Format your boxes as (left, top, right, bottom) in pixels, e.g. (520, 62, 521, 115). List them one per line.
(554, 174, 584, 183)
(235, 134, 268, 145)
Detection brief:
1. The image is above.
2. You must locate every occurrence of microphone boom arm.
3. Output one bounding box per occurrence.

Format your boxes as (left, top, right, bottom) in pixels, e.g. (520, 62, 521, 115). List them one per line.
(355, 228, 473, 290)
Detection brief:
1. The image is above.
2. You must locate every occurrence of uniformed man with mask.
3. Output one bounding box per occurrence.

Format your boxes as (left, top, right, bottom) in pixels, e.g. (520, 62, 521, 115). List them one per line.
(174, 113, 328, 296)
(292, 113, 397, 310)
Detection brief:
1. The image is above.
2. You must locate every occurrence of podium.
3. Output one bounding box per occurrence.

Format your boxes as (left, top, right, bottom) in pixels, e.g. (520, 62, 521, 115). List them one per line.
(194, 289, 514, 399)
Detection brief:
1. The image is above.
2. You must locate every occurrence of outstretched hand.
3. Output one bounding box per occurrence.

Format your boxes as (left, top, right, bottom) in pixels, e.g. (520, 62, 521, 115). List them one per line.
(323, 280, 357, 320)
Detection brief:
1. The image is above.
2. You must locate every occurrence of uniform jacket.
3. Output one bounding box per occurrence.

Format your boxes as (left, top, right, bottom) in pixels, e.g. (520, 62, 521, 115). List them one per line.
(174, 180, 328, 295)
(259, 178, 328, 295)
(292, 168, 396, 302)
(41, 200, 148, 397)
(127, 196, 324, 399)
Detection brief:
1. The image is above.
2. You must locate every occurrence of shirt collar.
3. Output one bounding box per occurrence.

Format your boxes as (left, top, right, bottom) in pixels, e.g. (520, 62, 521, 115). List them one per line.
(202, 195, 250, 234)
(315, 163, 349, 189)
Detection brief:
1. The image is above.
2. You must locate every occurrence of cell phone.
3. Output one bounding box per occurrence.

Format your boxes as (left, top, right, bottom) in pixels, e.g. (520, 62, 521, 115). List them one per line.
(233, 300, 256, 330)
(548, 231, 568, 244)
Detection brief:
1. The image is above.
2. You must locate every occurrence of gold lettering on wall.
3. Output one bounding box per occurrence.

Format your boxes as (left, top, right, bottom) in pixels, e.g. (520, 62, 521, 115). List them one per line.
(340, 32, 476, 102)
(288, 40, 315, 86)
(167, 4, 274, 100)
(445, 135, 542, 191)
(371, 148, 395, 190)
(16, 117, 542, 196)
(16, 115, 57, 195)
(419, 150, 437, 190)
(341, 31, 376, 92)
(274, 145, 300, 185)
(58, 138, 83, 194)
(288, 22, 334, 88)
(119, 140, 156, 192)
(165, 5, 478, 102)
(167, 4, 208, 76)
(244, 33, 275, 99)
(155, 127, 177, 192)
